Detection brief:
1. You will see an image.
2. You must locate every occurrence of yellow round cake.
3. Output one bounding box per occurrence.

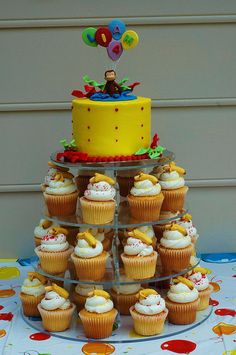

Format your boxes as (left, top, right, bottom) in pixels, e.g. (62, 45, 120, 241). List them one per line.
(72, 97, 151, 157)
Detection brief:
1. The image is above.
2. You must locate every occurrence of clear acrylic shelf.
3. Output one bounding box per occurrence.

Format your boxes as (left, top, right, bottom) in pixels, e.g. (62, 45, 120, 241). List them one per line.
(21, 304, 213, 344)
(50, 150, 175, 171)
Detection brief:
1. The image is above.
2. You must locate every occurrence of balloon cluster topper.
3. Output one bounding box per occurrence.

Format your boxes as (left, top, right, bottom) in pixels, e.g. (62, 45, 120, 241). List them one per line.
(82, 19, 139, 61)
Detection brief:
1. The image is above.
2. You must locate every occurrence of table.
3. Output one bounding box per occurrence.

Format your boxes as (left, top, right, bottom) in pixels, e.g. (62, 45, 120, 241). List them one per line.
(0, 255, 235, 355)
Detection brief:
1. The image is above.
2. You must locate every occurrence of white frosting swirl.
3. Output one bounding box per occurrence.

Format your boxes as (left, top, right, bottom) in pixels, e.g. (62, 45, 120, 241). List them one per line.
(124, 237, 153, 256)
(45, 178, 77, 195)
(188, 272, 209, 291)
(84, 181, 116, 201)
(167, 283, 199, 303)
(40, 291, 71, 310)
(135, 294, 166, 315)
(160, 230, 191, 249)
(112, 276, 141, 295)
(178, 220, 198, 239)
(74, 239, 103, 258)
(85, 295, 114, 314)
(34, 219, 59, 239)
(75, 284, 103, 296)
(21, 278, 45, 297)
(40, 233, 69, 252)
(159, 171, 185, 190)
(44, 168, 57, 186)
(130, 179, 161, 197)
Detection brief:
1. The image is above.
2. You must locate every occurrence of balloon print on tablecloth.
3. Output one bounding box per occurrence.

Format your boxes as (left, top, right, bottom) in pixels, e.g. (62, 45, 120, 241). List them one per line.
(82, 19, 139, 61)
(0, 329, 6, 338)
(0, 288, 15, 298)
(0, 312, 13, 321)
(210, 299, 219, 306)
(215, 308, 236, 317)
(0, 266, 20, 280)
(161, 339, 197, 354)
(212, 322, 236, 336)
(82, 342, 115, 355)
(29, 332, 51, 341)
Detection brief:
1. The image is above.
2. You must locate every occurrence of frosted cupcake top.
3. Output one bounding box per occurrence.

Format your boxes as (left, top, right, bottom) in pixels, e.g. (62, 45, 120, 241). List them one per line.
(21, 272, 46, 297)
(124, 229, 153, 257)
(134, 289, 166, 315)
(45, 170, 77, 195)
(167, 276, 198, 303)
(124, 225, 155, 239)
(40, 284, 71, 311)
(75, 283, 103, 296)
(85, 290, 114, 314)
(157, 162, 186, 190)
(34, 219, 59, 239)
(84, 173, 116, 201)
(40, 228, 70, 252)
(74, 232, 104, 258)
(188, 267, 210, 291)
(79, 227, 112, 243)
(177, 214, 198, 239)
(130, 173, 161, 196)
(160, 223, 191, 249)
(112, 275, 141, 295)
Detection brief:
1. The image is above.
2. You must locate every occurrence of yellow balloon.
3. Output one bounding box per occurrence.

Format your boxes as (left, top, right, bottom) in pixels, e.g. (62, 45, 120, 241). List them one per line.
(121, 30, 139, 50)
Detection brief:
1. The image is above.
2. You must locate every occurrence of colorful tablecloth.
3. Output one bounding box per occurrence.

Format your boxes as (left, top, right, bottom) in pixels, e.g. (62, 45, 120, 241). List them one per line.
(0, 256, 235, 355)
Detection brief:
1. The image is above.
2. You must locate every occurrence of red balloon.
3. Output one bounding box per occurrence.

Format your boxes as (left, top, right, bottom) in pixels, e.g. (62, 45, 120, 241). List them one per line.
(209, 299, 219, 306)
(95, 27, 112, 47)
(161, 339, 197, 354)
(215, 308, 236, 317)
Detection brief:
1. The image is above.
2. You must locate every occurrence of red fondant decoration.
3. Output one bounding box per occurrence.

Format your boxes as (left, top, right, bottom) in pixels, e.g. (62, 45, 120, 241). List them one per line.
(71, 90, 85, 98)
(56, 151, 152, 163)
(161, 339, 197, 354)
(210, 299, 219, 306)
(215, 308, 236, 317)
(30, 332, 51, 341)
(95, 28, 112, 47)
(150, 133, 159, 149)
(0, 306, 4, 311)
(0, 312, 13, 321)
(128, 82, 140, 91)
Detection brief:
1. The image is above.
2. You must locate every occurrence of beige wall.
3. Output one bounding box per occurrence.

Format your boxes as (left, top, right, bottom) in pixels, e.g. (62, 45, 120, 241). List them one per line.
(1, 1, 236, 258)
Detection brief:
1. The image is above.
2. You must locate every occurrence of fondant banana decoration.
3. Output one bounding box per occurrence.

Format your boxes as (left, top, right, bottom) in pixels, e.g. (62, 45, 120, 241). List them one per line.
(165, 223, 188, 236)
(40, 219, 53, 229)
(28, 272, 47, 284)
(48, 161, 69, 172)
(88, 290, 110, 299)
(172, 276, 194, 290)
(128, 229, 152, 245)
(192, 267, 208, 275)
(54, 171, 74, 182)
(181, 213, 192, 222)
(49, 227, 69, 236)
(45, 283, 69, 299)
(89, 173, 115, 185)
(134, 172, 158, 184)
(138, 288, 158, 300)
(77, 231, 97, 248)
(170, 162, 186, 175)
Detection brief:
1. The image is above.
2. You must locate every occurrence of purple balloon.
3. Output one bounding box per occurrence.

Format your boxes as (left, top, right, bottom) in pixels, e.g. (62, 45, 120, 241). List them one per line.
(107, 40, 123, 61)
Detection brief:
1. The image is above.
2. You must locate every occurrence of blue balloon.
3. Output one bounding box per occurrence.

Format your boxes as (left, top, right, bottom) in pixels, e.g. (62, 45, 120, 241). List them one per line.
(108, 19, 126, 40)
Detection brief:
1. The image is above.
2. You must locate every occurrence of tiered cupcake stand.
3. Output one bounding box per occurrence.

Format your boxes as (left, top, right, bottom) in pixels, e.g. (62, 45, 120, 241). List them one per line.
(21, 150, 213, 343)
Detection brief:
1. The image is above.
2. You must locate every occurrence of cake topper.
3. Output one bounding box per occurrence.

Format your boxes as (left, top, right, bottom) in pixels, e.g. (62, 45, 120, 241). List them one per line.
(82, 19, 139, 62)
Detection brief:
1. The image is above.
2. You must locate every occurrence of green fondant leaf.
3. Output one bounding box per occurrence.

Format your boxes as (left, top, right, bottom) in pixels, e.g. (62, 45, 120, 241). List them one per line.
(118, 77, 129, 85)
(135, 147, 149, 155)
(148, 145, 166, 159)
(83, 75, 105, 89)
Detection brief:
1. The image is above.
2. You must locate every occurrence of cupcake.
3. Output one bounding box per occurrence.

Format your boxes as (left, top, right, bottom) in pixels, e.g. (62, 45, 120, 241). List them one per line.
(41, 161, 69, 192)
(72, 283, 103, 312)
(43, 169, 79, 217)
(110, 275, 141, 315)
(130, 288, 168, 336)
(177, 213, 199, 255)
(38, 283, 75, 332)
(34, 219, 59, 247)
(121, 229, 158, 279)
(119, 225, 157, 249)
(156, 162, 188, 212)
(79, 290, 118, 339)
(35, 227, 74, 274)
(187, 267, 213, 310)
(71, 231, 108, 281)
(20, 272, 46, 317)
(157, 223, 193, 273)
(117, 169, 140, 197)
(80, 173, 116, 225)
(79, 227, 114, 252)
(153, 210, 180, 244)
(165, 276, 199, 325)
(127, 172, 164, 222)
